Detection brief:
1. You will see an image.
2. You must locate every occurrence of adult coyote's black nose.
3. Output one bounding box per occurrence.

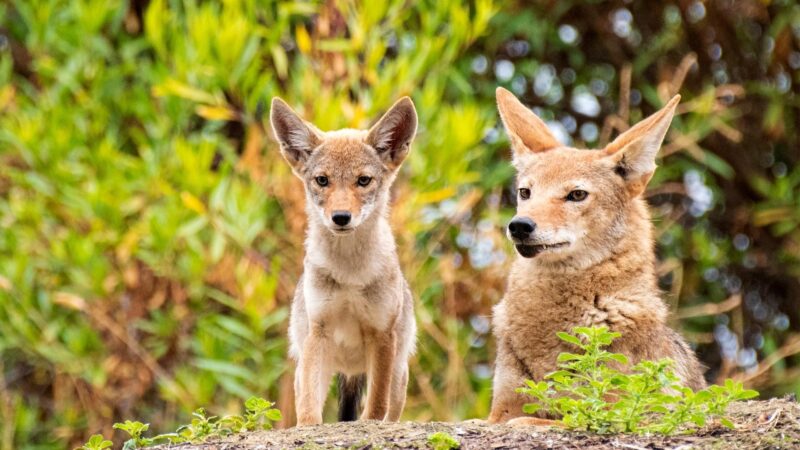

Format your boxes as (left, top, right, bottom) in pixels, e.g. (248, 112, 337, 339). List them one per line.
(332, 211, 352, 226)
(508, 217, 536, 240)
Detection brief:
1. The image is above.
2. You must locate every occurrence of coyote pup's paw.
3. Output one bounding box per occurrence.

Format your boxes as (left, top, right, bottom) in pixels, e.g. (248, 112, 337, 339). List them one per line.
(295, 414, 323, 427)
(506, 417, 563, 428)
(360, 408, 388, 421)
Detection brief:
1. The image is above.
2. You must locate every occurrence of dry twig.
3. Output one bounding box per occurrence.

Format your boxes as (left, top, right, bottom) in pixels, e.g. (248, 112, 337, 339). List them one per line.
(676, 295, 742, 319)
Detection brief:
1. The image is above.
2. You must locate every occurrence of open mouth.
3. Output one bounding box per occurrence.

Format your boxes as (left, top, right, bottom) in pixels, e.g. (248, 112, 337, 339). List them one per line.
(514, 242, 568, 258)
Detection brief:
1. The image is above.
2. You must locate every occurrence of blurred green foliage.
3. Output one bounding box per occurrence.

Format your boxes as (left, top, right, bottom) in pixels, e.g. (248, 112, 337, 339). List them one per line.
(0, 0, 798, 449)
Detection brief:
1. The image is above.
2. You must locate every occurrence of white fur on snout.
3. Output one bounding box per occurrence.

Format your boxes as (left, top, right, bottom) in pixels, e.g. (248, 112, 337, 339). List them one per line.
(313, 188, 387, 233)
(312, 203, 370, 232)
(548, 229, 578, 246)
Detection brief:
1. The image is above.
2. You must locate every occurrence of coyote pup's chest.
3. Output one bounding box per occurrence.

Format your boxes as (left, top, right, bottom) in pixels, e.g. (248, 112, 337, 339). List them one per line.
(304, 269, 398, 338)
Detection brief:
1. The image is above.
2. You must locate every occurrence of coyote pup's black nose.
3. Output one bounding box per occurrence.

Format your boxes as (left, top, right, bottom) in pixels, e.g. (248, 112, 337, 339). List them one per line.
(508, 217, 536, 240)
(332, 211, 352, 226)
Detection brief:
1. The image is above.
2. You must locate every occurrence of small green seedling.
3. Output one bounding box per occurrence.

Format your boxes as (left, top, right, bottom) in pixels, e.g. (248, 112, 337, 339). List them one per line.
(517, 326, 758, 435)
(113, 421, 157, 449)
(427, 431, 460, 450)
(76, 435, 113, 450)
(112, 418, 185, 449)
(234, 396, 283, 431)
(174, 408, 221, 442)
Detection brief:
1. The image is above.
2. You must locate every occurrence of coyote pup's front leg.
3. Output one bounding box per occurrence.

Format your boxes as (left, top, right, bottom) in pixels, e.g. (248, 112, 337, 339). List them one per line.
(295, 322, 329, 426)
(361, 328, 397, 420)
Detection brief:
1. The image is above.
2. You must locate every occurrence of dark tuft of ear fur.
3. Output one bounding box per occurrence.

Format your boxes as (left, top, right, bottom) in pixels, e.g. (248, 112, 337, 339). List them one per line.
(604, 95, 680, 196)
(269, 97, 321, 170)
(366, 97, 418, 169)
(614, 156, 629, 178)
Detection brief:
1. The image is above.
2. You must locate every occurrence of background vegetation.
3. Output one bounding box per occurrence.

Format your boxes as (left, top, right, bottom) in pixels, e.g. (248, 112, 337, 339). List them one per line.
(0, 0, 798, 448)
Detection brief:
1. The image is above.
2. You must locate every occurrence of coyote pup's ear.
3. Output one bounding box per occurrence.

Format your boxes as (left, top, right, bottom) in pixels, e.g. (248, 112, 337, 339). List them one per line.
(366, 97, 418, 170)
(270, 97, 322, 171)
(496, 87, 561, 159)
(604, 95, 680, 197)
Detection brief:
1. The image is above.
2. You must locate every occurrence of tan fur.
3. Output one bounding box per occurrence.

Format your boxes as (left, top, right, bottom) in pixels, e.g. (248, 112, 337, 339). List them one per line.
(270, 97, 418, 426)
(489, 88, 705, 424)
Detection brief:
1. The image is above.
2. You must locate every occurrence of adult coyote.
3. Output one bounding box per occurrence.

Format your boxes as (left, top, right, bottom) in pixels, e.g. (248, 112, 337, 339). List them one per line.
(489, 88, 705, 425)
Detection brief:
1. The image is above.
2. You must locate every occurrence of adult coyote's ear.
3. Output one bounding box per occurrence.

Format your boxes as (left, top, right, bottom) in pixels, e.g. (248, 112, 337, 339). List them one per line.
(496, 87, 561, 161)
(366, 97, 418, 170)
(270, 97, 322, 173)
(604, 95, 681, 197)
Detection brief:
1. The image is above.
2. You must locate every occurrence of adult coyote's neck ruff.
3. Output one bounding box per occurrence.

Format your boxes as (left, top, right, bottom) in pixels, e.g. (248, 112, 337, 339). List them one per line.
(488, 88, 706, 425)
(270, 97, 417, 426)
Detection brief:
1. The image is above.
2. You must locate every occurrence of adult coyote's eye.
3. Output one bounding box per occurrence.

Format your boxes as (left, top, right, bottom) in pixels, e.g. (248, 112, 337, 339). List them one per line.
(518, 188, 531, 200)
(315, 176, 329, 187)
(566, 190, 588, 202)
(357, 176, 372, 187)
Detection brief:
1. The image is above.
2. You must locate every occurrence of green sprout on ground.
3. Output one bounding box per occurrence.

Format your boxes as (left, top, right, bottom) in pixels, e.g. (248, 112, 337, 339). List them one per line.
(427, 431, 460, 450)
(517, 326, 759, 435)
(174, 398, 282, 442)
(78, 397, 281, 449)
(77, 435, 113, 450)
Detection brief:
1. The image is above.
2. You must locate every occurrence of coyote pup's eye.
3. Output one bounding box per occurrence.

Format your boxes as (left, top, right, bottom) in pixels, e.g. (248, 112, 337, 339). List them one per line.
(357, 176, 372, 187)
(566, 190, 588, 202)
(518, 188, 531, 200)
(315, 176, 329, 187)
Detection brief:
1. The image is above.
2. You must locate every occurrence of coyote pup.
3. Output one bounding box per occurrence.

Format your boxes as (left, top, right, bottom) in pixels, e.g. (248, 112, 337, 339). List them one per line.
(270, 97, 417, 426)
(489, 87, 706, 425)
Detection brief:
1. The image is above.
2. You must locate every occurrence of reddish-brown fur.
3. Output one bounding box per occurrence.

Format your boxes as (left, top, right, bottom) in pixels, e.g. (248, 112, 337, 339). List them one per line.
(488, 88, 706, 425)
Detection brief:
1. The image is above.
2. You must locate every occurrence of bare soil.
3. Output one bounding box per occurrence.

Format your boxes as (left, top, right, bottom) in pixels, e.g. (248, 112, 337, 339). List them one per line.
(158, 397, 799, 449)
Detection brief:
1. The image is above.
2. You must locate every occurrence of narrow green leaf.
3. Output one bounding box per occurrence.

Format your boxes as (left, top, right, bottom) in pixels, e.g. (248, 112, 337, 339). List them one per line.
(556, 332, 582, 347)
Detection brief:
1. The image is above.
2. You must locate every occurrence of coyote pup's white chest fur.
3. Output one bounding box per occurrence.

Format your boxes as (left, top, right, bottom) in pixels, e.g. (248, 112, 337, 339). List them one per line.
(292, 220, 407, 373)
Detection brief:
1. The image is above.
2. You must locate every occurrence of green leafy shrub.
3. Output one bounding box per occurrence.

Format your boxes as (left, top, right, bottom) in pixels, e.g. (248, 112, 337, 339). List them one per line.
(517, 327, 759, 434)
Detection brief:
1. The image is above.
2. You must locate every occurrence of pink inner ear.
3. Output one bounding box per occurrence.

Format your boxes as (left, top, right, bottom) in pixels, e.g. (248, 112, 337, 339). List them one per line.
(496, 87, 560, 153)
(604, 95, 680, 155)
(366, 98, 417, 167)
(604, 120, 658, 156)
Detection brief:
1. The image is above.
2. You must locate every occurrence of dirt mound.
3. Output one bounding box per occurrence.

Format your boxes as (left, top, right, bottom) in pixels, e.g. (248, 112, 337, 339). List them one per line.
(158, 397, 799, 449)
